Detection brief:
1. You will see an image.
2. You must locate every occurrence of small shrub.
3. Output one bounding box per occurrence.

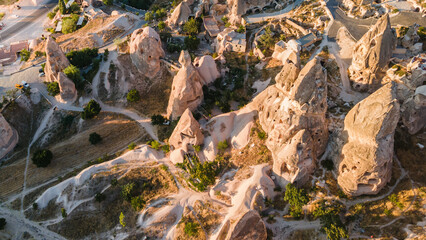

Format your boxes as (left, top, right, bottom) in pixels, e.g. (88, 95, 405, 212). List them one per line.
(128, 142, 136, 150)
(158, 21, 166, 31)
(151, 114, 166, 125)
(384, 208, 392, 216)
(321, 159, 334, 171)
(103, 49, 109, 61)
(20, 49, 30, 62)
(61, 208, 67, 218)
(160, 164, 168, 171)
(111, 178, 118, 186)
(131, 196, 146, 211)
(284, 183, 309, 218)
(161, 144, 170, 153)
(184, 221, 200, 237)
(119, 212, 126, 227)
(121, 182, 135, 201)
(149, 140, 161, 150)
(102, 0, 113, 5)
(95, 192, 106, 202)
(184, 35, 200, 51)
(35, 51, 45, 58)
(81, 100, 101, 120)
(193, 145, 201, 152)
(257, 129, 266, 140)
(212, 52, 218, 58)
(0, 218, 6, 230)
(47, 11, 56, 19)
(89, 132, 102, 145)
(64, 64, 84, 89)
(62, 17, 77, 34)
(47, 82, 60, 96)
(145, 11, 153, 22)
(236, 25, 245, 33)
(32, 202, 38, 210)
(217, 140, 228, 151)
(32, 149, 53, 168)
(183, 18, 199, 35)
(126, 89, 140, 102)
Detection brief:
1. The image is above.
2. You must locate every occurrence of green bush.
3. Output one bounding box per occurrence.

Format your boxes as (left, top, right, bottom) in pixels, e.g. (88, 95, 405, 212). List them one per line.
(121, 182, 135, 201)
(111, 178, 118, 186)
(89, 132, 102, 145)
(128, 142, 136, 150)
(66, 48, 99, 68)
(321, 159, 334, 171)
(119, 212, 126, 227)
(149, 140, 161, 150)
(126, 89, 140, 102)
(236, 25, 245, 33)
(64, 64, 84, 89)
(62, 17, 77, 34)
(184, 221, 200, 237)
(35, 51, 45, 58)
(217, 140, 228, 151)
(0, 218, 6, 230)
(47, 11, 56, 19)
(183, 18, 199, 35)
(58, 0, 66, 14)
(32, 149, 53, 168)
(257, 129, 266, 140)
(145, 11, 153, 22)
(312, 200, 348, 240)
(151, 114, 166, 125)
(257, 27, 275, 50)
(284, 183, 309, 218)
(131, 196, 146, 211)
(95, 192, 106, 202)
(32, 202, 38, 210)
(161, 144, 170, 153)
(47, 82, 60, 96)
(103, 0, 113, 5)
(20, 49, 30, 62)
(193, 145, 201, 152)
(155, 8, 166, 19)
(69, 2, 81, 13)
(184, 35, 200, 51)
(81, 100, 101, 120)
(61, 208, 67, 218)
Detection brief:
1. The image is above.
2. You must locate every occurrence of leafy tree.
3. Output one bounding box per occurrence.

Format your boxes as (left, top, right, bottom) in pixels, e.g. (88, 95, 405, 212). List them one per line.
(313, 201, 348, 240)
(184, 35, 200, 51)
(217, 140, 228, 151)
(121, 182, 135, 201)
(47, 82, 60, 96)
(158, 21, 166, 31)
(111, 178, 118, 186)
(62, 18, 77, 34)
(257, 27, 275, 50)
(236, 25, 245, 33)
(61, 208, 67, 218)
(284, 183, 309, 218)
(103, 0, 113, 5)
(183, 18, 199, 35)
(0, 218, 6, 230)
(151, 114, 166, 125)
(128, 142, 136, 150)
(32, 149, 53, 168)
(95, 192, 106, 202)
(20, 49, 30, 62)
(58, 0, 66, 14)
(155, 8, 167, 19)
(184, 221, 200, 236)
(33, 203, 38, 210)
(149, 140, 161, 150)
(131, 196, 146, 211)
(119, 212, 126, 227)
(89, 132, 102, 145)
(64, 64, 84, 89)
(145, 11, 153, 22)
(66, 48, 99, 68)
(161, 144, 170, 153)
(81, 100, 101, 120)
(126, 89, 140, 102)
(321, 159, 334, 171)
(47, 11, 56, 19)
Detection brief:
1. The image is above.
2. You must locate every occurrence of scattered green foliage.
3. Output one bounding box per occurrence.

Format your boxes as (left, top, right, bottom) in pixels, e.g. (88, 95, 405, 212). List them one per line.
(47, 82, 60, 96)
(103, 49, 109, 61)
(184, 35, 200, 51)
(313, 200, 348, 240)
(257, 27, 275, 51)
(161, 144, 170, 153)
(257, 129, 266, 140)
(151, 114, 167, 125)
(145, 11, 153, 22)
(47, 11, 56, 19)
(81, 100, 101, 120)
(95, 192, 106, 202)
(111, 178, 118, 186)
(119, 212, 126, 227)
(184, 221, 200, 237)
(217, 140, 228, 151)
(62, 14, 79, 34)
(284, 183, 309, 218)
(64, 64, 84, 89)
(89, 132, 102, 145)
(58, 0, 66, 14)
(126, 89, 140, 102)
(20, 49, 30, 62)
(193, 145, 201, 152)
(32, 149, 53, 168)
(102, 0, 112, 5)
(321, 159, 334, 171)
(183, 18, 199, 35)
(121, 182, 136, 201)
(158, 21, 166, 31)
(128, 142, 137, 150)
(131, 196, 146, 211)
(236, 25, 245, 33)
(148, 140, 161, 150)
(66, 48, 99, 68)
(61, 208, 67, 218)
(388, 194, 404, 210)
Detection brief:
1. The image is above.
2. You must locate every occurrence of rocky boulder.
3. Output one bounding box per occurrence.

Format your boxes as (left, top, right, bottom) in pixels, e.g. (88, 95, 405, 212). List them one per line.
(227, 0, 274, 25)
(168, 2, 191, 29)
(169, 108, 204, 150)
(348, 14, 396, 92)
(337, 82, 400, 196)
(228, 210, 267, 240)
(257, 58, 328, 187)
(401, 25, 420, 49)
(401, 85, 426, 135)
(193, 55, 220, 85)
(129, 27, 165, 79)
(0, 113, 19, 159)
(167, 50, 204, 120)
(45, 37, 77, 103)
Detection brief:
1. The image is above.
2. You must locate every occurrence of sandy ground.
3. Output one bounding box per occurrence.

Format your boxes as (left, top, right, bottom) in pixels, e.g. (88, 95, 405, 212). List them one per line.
(0, 113, 146, 200)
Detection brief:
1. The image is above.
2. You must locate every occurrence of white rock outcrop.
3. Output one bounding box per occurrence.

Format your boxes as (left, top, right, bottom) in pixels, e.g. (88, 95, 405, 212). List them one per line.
(168, 2, 191, 29)
(348, 14, 396, 92)
(169, 109, 204, 149)
(129, 27, 165, 79)
(0, 113, 18, 159)
(227, 0, 274, 25)
(337, 82, 400, 196)
(193, 55, 220, 85)
(256, 58, 328, 187)
(167, 51, 204, 120)
(45, 37, 77, 103)
(272, 40, 301, 65)
(401, 85, 426, 135)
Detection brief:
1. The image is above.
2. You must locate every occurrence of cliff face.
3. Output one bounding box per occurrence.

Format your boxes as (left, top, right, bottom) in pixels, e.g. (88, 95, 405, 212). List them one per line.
(45, 37, 77, 103)
(167, 51, 204, 120)
(129, 27, 165, 79)
(0, 113, 19, 159)
(336, 83, 400, 196)
(257, 58, 328, 187)
(348, 14, 396, 92)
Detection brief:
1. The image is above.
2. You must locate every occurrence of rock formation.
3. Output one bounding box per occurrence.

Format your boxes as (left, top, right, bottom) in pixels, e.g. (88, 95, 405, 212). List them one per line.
(257, 57, 328, 187)
(227, 0, 274, 25)
(193, 55, 220, 85)
(167, 51, 203, 120)
(0, 113, 19, 159)
(169, 108, 204, 150)
(168, 2, 191, 29)
(337, 82, 400, 196)
(129, 27, 165, 79)
(272, 39, 301, 65)
(228, 210, 267, 240)
(45, 37, 77, 103)
(401, 85, 426, 135)
(348, 14, 396, 92)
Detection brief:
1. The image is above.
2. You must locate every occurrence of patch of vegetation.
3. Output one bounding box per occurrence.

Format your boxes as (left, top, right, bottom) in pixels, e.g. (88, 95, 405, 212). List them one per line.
(312, 200, 348, 240)
(102, 0, 113, 5)
(47, 11, 56, 19)
(184, 221, 200, 237)
(81, 100, 101, 120)
(119, 212, 126, 227)
(217, 140, 229, 151)
(257, 27, 275, 51)
(391, 64, 406, 77)
(89, 132, 102, 145)
(82, 58, 101, 83)
(61, 208, 67, 218)
(130, 196, 146, 211)
(321, 159, 334, 171)
(121, 182, 136, 201)
(20, 49, 31, 62)
(388, 194, 404, 210)
(183, 18, 200, 36)
(418, 26, 426, 40)
(46, 82, 60, 96)
(158, 21, 166, 31)
(126, 89, 140, 102)
(284, 183, 309, 218)
(32, 149, 53, 168)
(0, 218, 6, 230)
(64, 64, 84, 90)
(0, 12, 5, 20)
(147, 140, 161, 150)
(176, 155, 228, 191)
(66, 48, 99, 68)
(151, 114, 167, 125)
(184, 35, 200, 51)
(62, 14, 79, 34)
(95, 192, 106, 202)
(128, 142, 136, 150)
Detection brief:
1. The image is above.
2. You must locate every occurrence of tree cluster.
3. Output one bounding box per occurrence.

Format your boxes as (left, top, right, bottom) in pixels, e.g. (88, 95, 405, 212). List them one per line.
(66, 48, 99, 68)
(284, 183, 310, 218)
(81, 100, 101, 120)
(32, 149, 53, 168)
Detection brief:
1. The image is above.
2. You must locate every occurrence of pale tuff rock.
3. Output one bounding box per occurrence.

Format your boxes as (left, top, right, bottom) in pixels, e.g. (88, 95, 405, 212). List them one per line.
(129, 27, 165, 79)
(215, 28, 247, 54)
(167, 51, 204, 120)
(348, 14, 396, 92)
(228, 210, 267, 240)
(169, 109, 204, 150)
(401, 25, 420, 49)
(272, 39, 301, 65)
(193, 55, 220, 85)
(401, 85, 426, 135)
(274, 52, 300, 92)
(257, 58, 328, 187)
(45, 37, 77, 103)
(0, 113, 19, 159)
(337, 83, 400, 196)
(227, 0, 274, 25)
(168, 2, 191, 29)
